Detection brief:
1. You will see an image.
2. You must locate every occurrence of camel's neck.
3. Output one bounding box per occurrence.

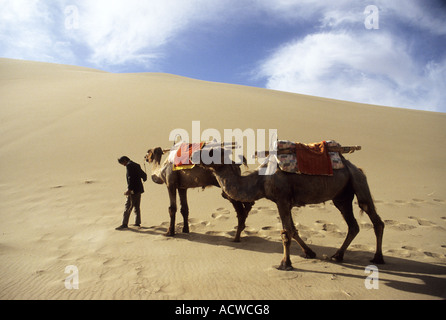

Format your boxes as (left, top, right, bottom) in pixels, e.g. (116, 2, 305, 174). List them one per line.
(150, 159, 166, 184)
(212, 166, 264, 203)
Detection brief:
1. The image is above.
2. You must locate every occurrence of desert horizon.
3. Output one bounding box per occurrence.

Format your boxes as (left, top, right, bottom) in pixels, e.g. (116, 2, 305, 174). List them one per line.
(1, 58, 445, 300)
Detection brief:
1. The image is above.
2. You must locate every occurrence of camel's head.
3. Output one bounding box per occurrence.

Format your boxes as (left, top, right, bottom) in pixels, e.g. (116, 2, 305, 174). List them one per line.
(145, 147, 164, 165)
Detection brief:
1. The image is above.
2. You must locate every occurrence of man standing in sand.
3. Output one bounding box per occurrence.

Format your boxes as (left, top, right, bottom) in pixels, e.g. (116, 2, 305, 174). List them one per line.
(116, 156, 147, 230)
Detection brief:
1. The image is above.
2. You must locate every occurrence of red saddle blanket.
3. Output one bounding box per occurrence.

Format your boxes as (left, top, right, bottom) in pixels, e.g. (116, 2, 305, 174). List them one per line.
(295, 141, 333, 175)
(173, 142, 205, 169)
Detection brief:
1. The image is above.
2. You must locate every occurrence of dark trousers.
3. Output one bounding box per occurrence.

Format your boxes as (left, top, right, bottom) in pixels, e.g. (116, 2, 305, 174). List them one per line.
(122, 193, 142, 226)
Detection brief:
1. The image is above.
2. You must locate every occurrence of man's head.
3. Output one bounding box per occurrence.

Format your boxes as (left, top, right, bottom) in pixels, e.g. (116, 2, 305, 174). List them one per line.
(118, 156, 130, 166)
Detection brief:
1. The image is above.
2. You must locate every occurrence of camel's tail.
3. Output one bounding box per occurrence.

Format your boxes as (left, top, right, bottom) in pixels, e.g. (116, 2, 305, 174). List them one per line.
(342, 158, 376, 214)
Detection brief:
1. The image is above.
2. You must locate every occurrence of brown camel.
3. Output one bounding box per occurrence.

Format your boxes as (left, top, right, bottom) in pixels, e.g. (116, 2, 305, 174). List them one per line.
(195, 147, 385, 270)
(145, 147, 254, 242)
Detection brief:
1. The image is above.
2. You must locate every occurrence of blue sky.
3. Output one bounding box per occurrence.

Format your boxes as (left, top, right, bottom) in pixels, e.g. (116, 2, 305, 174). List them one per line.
(1, 0, 445, 112)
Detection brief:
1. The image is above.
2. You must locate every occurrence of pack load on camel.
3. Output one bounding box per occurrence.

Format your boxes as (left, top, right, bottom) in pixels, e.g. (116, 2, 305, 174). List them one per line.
(167, 140, 239, 171)
(257, 140, 361, 176)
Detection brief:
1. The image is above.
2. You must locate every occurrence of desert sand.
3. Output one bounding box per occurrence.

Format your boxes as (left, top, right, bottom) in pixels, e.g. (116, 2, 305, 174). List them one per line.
(0, 58, 445, 300)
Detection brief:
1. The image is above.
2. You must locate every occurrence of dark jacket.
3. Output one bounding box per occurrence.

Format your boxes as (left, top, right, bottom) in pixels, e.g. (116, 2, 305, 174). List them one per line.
(126, 161, 147, 194)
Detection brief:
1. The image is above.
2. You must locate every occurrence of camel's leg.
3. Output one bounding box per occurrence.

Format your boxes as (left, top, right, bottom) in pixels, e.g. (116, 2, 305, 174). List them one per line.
(276, 201, 294, 270)
(243, 202, 254, 215)
(346, 163, 385, 264)
(292, 231, 316, 259)
(178, 188, 190, 233)
(287, 205, 316, 259)
(237, 201, 254, 241)
(222, 191, 253, 242)
(166, 186, 177, 237)
(360, 202, 385, 264)
(289, 217, 316, 259)
(332, 190, 359, 262)
(276, 202, 315, 270)
(230, 200, 247, 242)
(279, 230, 293, 270)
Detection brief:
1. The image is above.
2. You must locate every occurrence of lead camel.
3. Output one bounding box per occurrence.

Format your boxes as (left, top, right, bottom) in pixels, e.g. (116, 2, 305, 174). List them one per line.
(145, 147, 253, 242)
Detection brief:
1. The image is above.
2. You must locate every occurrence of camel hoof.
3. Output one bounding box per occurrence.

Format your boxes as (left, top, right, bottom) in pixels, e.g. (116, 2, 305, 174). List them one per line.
(371, 255, 385, 264)
(276, 259, 294, 271)
(305, 251, 317, 259)
(276, 263, 294, 271)
(331, 256, 343, 262)
(233, 238, 241, 243)
(165, 229, 175, 237)
(182, 227, 190, 233)
(331, 252, 344, 262)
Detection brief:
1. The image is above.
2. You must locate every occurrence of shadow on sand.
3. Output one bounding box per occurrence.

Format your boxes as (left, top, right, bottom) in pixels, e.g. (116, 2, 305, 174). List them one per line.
(128, 225, 446, 299)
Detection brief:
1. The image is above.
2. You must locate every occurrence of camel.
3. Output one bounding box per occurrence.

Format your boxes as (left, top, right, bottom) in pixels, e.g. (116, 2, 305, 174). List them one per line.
(194, 147, 385, 270)
(145, 147, 254, 242)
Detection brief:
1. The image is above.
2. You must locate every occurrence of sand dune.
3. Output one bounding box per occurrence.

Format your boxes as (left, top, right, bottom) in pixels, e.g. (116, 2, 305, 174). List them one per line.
(0, 58, 445, 300)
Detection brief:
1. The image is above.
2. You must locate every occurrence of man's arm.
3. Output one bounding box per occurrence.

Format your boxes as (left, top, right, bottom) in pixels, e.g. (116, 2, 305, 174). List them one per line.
(140, 166, 147, 182)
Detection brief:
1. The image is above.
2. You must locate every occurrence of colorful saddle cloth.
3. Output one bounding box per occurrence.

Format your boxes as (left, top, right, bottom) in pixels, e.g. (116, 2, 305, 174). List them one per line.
(276, 140, 344, 175)
(168, 142, 205, 171)
(168, 141, 236, 171)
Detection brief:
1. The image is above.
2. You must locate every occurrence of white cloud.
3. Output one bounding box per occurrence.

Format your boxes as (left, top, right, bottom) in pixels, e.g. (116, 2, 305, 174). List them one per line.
(71, 0, 190, 67)
(254, 0, 446, 111)
(255, 0, 446, 35)
(0, 0, 55, 61)
(257, 31, 445, 111)
(66, 0, 234, 69)
(0, 0, 228, 69)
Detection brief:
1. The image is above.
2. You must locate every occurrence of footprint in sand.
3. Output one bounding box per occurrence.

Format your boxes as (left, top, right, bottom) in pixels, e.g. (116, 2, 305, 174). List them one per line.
(384, 219, 417, 231)
(351, 243, 374, 252)
(386, 248, 412, 258)
(314, 220, 345, 238)
(399, 246, 446, 259)
(188, 220, 211, 232)
(205, 230, 226, 236)
(211, 208, 230, 220)
(315, 220, 338, 231)
(321, 223, 339, 232)
(383, 198, 445, 207)
(300, 229, 325, 240)
(423, 251, 445, 259)
(308, 204, 327, 212)
(243, 226, 259, 236)
(257, 207, 277, 215)
(259, 225, 281, 239)
(386, 246, 426, 259)
(359, 222, 373, 230)
(408, 216, 437, 227)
